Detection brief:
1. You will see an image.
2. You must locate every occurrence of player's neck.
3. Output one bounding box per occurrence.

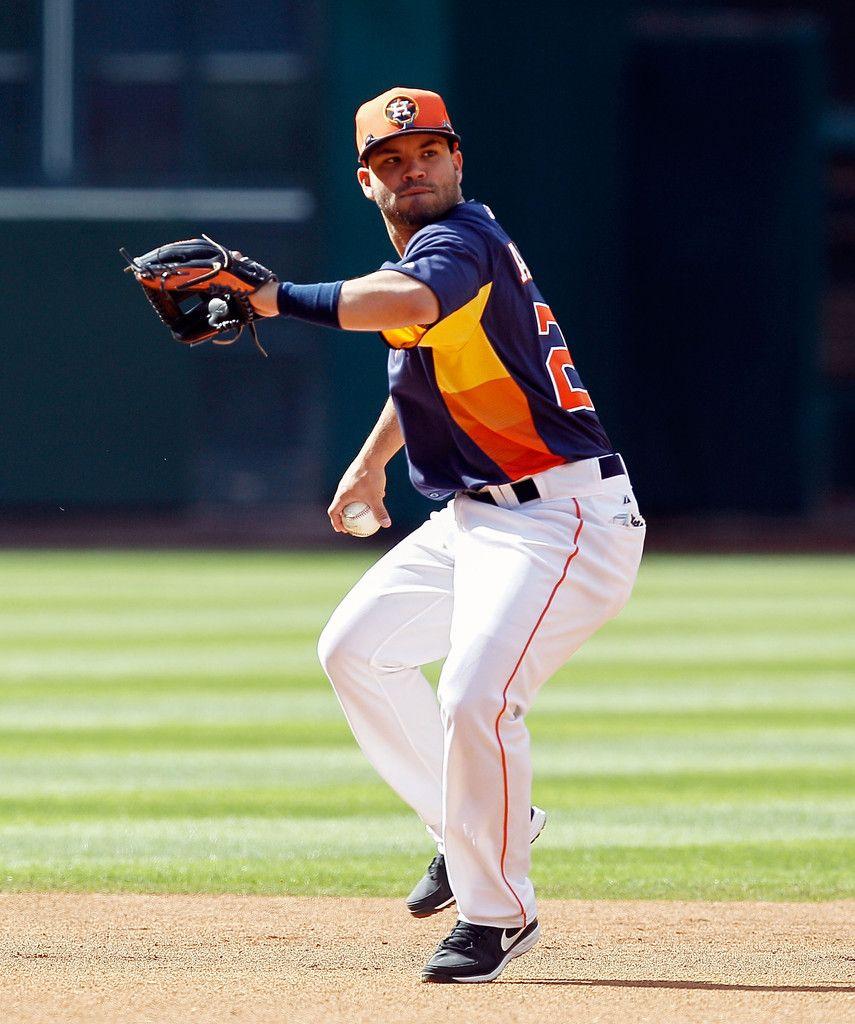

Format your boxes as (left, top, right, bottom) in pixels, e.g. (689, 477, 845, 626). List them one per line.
(384, 198, 465, 257)
(384, 220, 419, 257)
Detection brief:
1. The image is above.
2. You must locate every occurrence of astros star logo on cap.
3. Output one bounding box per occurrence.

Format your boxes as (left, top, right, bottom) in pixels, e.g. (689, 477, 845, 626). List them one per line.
(355, 87, 459, 162)
(385, 96, 419, 128)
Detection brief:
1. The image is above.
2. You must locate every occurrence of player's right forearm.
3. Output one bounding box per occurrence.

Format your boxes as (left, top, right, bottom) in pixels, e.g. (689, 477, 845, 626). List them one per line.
(327, 398, 401, 533)
(354, 397, 404, 469)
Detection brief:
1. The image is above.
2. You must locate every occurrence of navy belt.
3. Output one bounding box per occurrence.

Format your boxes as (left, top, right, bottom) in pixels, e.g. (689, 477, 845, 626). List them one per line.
(465, 453, 625, 506)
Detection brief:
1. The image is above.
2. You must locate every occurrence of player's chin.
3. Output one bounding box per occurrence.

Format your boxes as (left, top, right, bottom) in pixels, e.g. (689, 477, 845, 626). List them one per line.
(395, 193, 450, 225)
(395, 193, 433, 214)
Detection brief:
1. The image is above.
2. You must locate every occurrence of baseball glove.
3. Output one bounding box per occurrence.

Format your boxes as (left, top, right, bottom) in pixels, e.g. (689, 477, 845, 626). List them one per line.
(120, 234, 276, 356)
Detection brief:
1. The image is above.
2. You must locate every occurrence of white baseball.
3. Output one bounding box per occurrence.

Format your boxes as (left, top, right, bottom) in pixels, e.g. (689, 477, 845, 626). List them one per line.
(207, 297, 230, 324)
(341, 501, 381, 538)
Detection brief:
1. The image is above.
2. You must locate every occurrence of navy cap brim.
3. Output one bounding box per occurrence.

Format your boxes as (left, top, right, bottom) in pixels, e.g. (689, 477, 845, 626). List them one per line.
(359, 127, 460, 164)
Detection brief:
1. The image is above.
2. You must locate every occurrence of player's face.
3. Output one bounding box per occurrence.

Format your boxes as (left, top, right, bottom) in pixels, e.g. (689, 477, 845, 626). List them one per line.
(358, 134, 463, 228)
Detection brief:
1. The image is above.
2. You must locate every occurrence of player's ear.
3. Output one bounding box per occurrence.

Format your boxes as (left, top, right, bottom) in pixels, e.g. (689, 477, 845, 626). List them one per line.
(451, 146, 463, 184)
(356, 166, 374, 200)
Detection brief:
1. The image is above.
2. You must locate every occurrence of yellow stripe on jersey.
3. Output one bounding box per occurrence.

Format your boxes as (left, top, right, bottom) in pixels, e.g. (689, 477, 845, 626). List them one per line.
(430, 317, 507, 394)
(382, 283, 492, 351)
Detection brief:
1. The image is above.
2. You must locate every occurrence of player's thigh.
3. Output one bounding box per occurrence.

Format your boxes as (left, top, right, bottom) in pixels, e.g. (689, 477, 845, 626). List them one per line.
(442, 490, 643, 711)
(318, 504, 457, 671)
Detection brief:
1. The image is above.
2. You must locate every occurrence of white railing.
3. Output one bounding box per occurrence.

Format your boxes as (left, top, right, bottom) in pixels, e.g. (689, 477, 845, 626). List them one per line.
(0, 187, 314, 221)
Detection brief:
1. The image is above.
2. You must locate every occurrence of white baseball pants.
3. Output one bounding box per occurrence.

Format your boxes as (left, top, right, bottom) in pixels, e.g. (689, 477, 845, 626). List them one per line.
(317, 457, 645, 929)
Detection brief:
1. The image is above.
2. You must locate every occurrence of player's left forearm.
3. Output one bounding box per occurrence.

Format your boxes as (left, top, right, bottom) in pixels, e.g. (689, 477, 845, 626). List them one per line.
(338, 272, 438, 330)
(249, 271, 438, 331)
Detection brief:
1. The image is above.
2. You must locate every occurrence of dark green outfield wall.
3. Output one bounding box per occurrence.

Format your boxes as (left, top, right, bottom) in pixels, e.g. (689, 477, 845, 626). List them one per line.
(0, 220, 319, 509)
(623, 16, 825, 514)
(0, 221, 194, 507)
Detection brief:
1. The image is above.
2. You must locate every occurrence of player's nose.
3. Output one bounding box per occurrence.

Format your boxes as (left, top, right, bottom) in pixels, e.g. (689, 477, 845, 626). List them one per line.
(401, 159, 427, 181)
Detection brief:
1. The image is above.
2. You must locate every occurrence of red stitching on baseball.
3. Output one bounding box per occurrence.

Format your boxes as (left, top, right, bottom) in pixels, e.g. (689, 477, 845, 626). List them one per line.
(494, 496, 584, 927)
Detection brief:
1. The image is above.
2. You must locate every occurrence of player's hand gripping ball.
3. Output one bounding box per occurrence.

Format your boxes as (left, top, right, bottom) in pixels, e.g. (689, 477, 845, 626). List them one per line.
(341, 502, 381, 538)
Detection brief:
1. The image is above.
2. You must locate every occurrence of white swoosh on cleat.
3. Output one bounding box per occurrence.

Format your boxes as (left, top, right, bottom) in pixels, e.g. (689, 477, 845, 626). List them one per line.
(500, 926, 526, 952)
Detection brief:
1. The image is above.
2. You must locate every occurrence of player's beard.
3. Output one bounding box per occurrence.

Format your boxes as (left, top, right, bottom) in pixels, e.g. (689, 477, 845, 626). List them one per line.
(378, 178, 461, 229)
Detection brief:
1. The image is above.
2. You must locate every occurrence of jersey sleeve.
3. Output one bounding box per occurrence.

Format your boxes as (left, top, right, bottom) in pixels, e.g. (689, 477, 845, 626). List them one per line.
(380, 220, 490, 323)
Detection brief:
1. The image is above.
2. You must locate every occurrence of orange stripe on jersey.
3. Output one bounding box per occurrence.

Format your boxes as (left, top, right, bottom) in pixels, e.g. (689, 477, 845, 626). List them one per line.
(432, 322, 563, 479)
(442, 381, 565, 480)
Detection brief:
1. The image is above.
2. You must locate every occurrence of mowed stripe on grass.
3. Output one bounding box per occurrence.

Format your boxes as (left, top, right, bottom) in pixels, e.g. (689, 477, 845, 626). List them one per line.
(0, 551, 852, 899)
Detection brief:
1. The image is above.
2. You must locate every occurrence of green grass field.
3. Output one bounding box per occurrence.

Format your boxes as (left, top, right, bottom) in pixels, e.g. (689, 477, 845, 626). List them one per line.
(0, 551, 852, 900)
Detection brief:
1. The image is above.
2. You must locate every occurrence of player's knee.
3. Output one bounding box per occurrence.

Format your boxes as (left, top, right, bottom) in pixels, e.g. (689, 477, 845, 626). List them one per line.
(317, 608, 377, 682)
(439, 684, 497, 727)
(317, 615, 356, 680)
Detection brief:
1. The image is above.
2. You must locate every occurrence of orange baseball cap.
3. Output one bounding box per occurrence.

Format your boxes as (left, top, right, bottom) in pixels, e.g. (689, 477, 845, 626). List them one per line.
(355, 87, 459, 164)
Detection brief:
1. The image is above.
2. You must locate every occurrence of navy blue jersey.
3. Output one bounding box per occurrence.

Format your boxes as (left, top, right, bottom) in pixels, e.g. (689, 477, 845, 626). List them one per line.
(380, 201, 613, 499)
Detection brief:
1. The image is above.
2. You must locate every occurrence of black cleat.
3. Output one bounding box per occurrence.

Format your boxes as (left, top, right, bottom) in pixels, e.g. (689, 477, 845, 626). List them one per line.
(406, 806, 547, 919)
(421, 918, 540, 983)
(406, 854, 454, 918)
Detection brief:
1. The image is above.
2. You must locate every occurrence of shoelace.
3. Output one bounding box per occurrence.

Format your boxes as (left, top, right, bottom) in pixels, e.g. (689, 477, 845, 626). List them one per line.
(438, 920, 492, 952)
(426, 854, 445, 880)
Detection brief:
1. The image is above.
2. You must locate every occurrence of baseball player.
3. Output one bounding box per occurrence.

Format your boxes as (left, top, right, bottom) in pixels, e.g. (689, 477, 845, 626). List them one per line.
(248, 87, 646, 983)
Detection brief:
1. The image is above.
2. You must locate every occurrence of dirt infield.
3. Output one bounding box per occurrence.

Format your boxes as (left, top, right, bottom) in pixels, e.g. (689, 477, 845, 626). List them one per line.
(1, 895, 852, 1024)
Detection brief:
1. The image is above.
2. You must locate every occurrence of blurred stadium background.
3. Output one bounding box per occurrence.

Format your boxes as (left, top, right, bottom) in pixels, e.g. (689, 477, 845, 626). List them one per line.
(0, 0, 853, 545)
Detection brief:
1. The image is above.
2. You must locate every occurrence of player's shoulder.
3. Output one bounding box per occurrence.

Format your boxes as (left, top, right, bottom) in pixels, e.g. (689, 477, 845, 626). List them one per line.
(450, 199, 508, 232)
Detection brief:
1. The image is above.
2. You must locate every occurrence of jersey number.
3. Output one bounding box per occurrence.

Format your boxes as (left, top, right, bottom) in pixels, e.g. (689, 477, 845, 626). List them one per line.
(535, 302, 595, 412)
